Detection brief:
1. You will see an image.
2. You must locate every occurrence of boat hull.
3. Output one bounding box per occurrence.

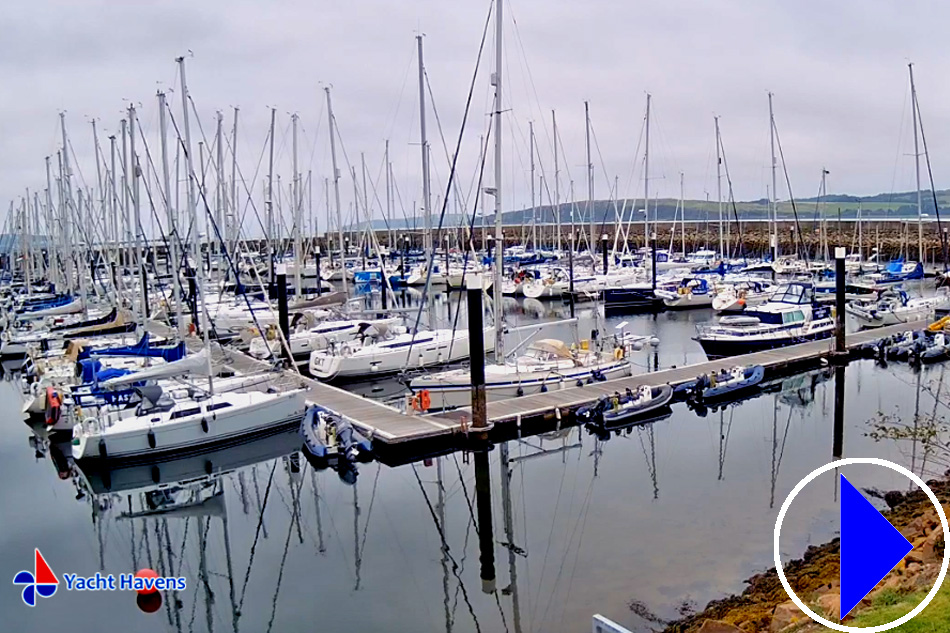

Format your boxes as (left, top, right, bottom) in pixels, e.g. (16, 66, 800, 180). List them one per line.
(602, 288, 664, 315)
(412, 360, 632, 410)
(695, 327, 834, 358)
(72, 391, 307, 462)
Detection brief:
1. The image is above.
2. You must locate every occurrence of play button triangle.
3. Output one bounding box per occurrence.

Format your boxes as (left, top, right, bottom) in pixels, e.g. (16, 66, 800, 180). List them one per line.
(840, 474, 914, 619)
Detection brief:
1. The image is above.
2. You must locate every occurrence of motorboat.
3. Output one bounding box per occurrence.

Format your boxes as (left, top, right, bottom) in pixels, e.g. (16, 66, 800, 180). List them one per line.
(655, 276, 715, 309)
(694, 282, 834, 357)
(300, 407, 372, 464)
(684, 364, 765, 402)
(577, 384, 674, 428)
(712, 280, 776, 313)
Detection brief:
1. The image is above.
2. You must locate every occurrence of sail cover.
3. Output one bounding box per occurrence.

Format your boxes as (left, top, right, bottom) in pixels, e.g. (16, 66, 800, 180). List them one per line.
(100, 348, 212, 389)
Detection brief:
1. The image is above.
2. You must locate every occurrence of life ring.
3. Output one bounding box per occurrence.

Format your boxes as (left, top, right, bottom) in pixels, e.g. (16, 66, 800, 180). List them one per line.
(340, 344, 353, 357)
(420, 390, 431, 411)
(411, 394, 423, 412)
(44, 387, 61, 426)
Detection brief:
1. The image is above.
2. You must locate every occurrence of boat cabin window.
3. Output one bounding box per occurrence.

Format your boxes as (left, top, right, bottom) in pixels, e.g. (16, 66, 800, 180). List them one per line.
(771, 283, 810, 305)
(207, 402, 232, 412)
(782, 310, 805, 325)
(170, 406, 202, 420)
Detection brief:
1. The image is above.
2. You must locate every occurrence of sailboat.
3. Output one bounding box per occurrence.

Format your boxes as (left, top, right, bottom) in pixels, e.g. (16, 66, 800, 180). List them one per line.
(846, 289, 948, 329)
(409, 337, 633, 410)
(71, 58, 308, 462)
(309, 325, 494, 380)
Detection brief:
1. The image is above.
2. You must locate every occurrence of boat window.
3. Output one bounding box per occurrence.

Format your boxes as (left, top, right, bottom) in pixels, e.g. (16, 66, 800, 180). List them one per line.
(782, 310, 805, 325)
(207, 402, 232, 412)
(170, 407, 201, 420)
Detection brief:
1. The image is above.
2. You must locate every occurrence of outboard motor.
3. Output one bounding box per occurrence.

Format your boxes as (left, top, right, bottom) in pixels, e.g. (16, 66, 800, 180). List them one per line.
(336, 420, 360, 462)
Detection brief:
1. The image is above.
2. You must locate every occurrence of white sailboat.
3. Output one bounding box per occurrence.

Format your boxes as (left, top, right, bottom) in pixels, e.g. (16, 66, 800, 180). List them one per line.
(248, 316, 401, 366)
(309, 326, 495, 380)
(409, 338, 632, 410)
(71, 58, 307, 461)
(846, 290, 948, 329)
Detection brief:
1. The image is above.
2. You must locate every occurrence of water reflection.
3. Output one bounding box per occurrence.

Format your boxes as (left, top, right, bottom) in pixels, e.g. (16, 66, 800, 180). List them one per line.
(7, 340, 944, 633)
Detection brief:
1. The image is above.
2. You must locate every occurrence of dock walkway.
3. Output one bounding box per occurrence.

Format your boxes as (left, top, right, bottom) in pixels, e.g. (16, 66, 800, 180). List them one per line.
(148, 319, 924, 446)
(145, 320, 458, 443)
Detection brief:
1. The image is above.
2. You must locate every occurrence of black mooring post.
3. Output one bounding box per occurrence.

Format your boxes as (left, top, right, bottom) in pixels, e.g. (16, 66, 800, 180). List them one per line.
(474, 448, 496, 595)
(467, 275, 488, 434)
(276, 265, 291, 365)
(568, 233, 576, 319)
(601, 234, 609, 275)
(835, 246, 846, 355)
(833, 364, 845, 459)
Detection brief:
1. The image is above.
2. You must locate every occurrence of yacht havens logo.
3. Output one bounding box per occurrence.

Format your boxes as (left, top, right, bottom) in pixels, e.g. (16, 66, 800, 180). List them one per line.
(13, 549, 59, 606)
(12, 550, 186, 608)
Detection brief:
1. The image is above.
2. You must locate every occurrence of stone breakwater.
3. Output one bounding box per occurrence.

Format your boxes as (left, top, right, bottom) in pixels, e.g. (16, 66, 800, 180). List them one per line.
(371, 220, 950, 264)
(663, 478, 949, 633)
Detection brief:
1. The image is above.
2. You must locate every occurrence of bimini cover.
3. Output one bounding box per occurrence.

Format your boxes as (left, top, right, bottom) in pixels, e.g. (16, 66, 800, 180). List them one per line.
(100, 348, 212, 389)
(530, 339, 573, 358)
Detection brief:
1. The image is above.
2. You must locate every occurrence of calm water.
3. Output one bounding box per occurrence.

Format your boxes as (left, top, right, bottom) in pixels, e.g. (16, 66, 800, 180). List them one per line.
(1, 296, 940, 633)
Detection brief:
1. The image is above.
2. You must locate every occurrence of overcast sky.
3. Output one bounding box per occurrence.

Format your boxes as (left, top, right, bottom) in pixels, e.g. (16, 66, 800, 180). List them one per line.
(3, 0, 949, 230)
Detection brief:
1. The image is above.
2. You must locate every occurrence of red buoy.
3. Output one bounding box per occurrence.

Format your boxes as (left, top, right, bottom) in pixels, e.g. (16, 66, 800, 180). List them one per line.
(134, 568, 159, 595)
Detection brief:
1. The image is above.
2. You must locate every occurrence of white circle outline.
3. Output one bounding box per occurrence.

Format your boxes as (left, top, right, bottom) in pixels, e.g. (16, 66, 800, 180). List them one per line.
(774, 457, 949, 632)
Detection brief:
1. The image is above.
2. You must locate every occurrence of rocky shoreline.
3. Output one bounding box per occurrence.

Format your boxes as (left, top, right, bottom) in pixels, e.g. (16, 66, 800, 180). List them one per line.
(663, 479, 949, 633)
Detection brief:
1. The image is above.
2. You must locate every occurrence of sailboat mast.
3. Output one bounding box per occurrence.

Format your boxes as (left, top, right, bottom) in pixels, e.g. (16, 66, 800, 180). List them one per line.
(552, 110, 561, 252)
(266, 107, 276, 283)
(325, 87, 347, 295)
(585, 101, 594, 257)
(769, 92, 779, 261)
(385, 139, 393, 251)
(215, 111, 225, 264)
(529, 122, 536, 252)
(680, 172, 686, 256)
(178, 55, 214, 395)
(128, 104, 147, 329)
(821, 168, 829, 261)
(715, 115, 723, 257)
(158, 91, 183, 339)
(909, 63, 923, 263)
(644, 94, 651, 247)
(45, 156, 59, 291)
(416, 35, 436, 330)
(59, 114, 76, 296)
(230, 107, 239, 255)
(293, 113, 302, 296)
(492, 0, 505, 358)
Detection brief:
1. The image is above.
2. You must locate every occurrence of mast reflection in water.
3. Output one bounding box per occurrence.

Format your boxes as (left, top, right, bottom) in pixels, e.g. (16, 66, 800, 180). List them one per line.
(4, 354, 932, 633)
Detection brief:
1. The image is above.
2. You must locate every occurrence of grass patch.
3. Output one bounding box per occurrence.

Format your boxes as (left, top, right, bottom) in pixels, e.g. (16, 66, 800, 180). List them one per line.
(848, 583, 950, 631)
(872, 589, 902, 608)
